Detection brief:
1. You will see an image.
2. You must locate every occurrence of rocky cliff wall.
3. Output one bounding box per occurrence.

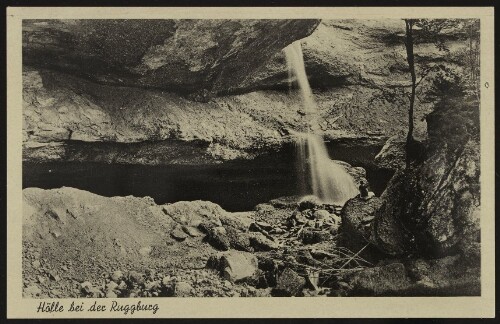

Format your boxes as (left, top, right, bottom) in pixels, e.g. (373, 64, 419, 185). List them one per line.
(23, 19, 469, 163)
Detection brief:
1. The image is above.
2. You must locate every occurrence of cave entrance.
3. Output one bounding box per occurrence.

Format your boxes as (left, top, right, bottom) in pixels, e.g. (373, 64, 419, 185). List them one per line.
(23, 142, 394, 212)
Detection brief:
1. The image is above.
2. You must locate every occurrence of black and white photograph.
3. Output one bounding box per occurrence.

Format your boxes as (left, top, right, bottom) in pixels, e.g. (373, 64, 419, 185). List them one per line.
(5, 5, 495, 319)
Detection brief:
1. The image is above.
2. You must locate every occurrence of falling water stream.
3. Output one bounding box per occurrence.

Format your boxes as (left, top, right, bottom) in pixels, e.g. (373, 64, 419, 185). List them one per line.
(285, 41, 359, 205)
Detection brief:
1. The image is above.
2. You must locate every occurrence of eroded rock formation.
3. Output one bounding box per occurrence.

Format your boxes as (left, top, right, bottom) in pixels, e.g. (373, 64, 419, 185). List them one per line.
(23, 19, 469, 163)
(23, 19, 320, 97)
(342, 97, 480, 261)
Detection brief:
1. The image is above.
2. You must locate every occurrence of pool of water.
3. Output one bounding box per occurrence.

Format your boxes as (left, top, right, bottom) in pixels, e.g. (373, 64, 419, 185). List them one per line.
(23, 142, 394, 212)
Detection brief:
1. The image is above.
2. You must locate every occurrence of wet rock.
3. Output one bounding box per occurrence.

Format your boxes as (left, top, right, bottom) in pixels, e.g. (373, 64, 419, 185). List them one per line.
(333, 160, 367, 186)
(268, 196, 301, 209)
(272, 268, 306, 297)
(207, 251, 259, 283)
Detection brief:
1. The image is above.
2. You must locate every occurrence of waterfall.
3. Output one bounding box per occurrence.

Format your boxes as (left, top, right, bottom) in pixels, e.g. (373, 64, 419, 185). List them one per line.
(285, 41, 359, 205)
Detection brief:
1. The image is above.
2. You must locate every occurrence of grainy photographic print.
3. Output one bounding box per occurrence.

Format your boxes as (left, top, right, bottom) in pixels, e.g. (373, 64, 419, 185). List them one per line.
(6, 6, 495, 319)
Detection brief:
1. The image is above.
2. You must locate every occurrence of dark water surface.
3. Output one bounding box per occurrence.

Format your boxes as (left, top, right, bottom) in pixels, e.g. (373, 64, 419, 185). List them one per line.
(23, 143, 394, 212)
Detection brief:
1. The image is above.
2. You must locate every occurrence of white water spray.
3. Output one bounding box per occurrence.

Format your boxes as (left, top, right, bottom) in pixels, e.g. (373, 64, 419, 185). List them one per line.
(285, 41, 359, 205)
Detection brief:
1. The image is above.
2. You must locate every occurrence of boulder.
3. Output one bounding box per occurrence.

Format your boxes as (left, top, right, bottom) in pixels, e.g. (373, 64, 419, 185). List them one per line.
(371, 172, 411, 256)
(340, 196, 382, 252)
(207, 226, 231, 251)
(374, 135, 406, 171)
(248, 232, 280, 251)
(224, 227, 253, 252)
(373, 98, 480, 257)
(272, 268, 306, 297)
(162, 201, 223, 228)
(219, 211, 253, 231)
(207, 251, 259, 283)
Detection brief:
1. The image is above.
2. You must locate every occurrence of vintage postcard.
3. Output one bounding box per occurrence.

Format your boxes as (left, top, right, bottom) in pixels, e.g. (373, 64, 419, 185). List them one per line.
(6, 6, 495, 318)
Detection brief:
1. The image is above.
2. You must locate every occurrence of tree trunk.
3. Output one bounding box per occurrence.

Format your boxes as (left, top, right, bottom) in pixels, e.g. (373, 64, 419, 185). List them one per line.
(404, 19, 417, 168)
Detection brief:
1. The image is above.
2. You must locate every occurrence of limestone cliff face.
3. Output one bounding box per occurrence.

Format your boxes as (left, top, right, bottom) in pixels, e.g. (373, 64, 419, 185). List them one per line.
(23, 19, 320, 98)
(22, 19, 470, 163)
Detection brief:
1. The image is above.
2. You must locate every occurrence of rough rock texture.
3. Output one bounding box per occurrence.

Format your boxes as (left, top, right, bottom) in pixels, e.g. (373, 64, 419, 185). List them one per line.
(374, 135, 406, 171)
(343, 97, 480, 258)
(340, 197, 382, 252)
(23, 19, 320, 97)
(21, 68, 391, 162)
(341, 256, 480, 296)
(376, 98, 480, 257)
(23, 19, 469, 163)
(342, 262, 411, 296)
(272, 268, 306, 297)
(207, 251, 259, 283)
(23, 185, 479, 298)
